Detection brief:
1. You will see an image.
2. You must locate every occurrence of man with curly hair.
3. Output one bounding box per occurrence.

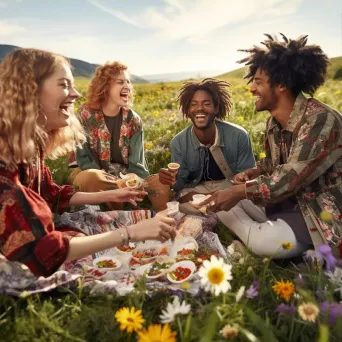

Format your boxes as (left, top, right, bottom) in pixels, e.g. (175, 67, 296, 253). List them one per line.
(159, 78, 256, 214)
(198, 34, 342, 259)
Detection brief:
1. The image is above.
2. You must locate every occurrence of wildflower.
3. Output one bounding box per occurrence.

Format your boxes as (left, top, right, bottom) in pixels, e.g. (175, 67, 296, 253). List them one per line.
(320, 301, 342, 326)
(298, 303, 319, 323)
(262, 257, 269, 264)
(180, 281, 191, 290)
(259, 152, 266, 159)
(275, 303, 296, 316)
(145, 141, 153, 150)
(272, 280, 295, 302)
(138, 324, 177, 342)
(317, 245, 336, 272)
(115, 307, 145, 333)
(159, 296, 191, 324)
(246, 280, 259, 299)
(198, 255, 233, 296)
(238, 257, 245, 265)
(326, 267, 342, 298)
(247, 266, 253, 273)
(281, 242, 293, 250)
(220, 324, 239, 339)
(320, 210, 333, 223)
(303, 249, 321, 264)
(235, 286, 245, 303)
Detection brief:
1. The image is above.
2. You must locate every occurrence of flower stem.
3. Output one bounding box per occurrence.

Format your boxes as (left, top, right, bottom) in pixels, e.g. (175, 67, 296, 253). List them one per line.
(184, 314, 192, 342)
(177, 315, 184, 341)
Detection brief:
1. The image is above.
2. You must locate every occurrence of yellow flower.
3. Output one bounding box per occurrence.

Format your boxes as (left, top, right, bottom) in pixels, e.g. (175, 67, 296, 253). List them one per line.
(320, 210, 333, 223)
(236, 115, 244, 123)
(145, 142, 153, 151)
(298, 303, 319, 323)
(272, 280, 295, 302)
(259, 152, 266, 159)
(281, 242, 293, 250)
(115, 307, 145, 334)
(262, 258, 269, 264)
(138, 324, 177, 342)
(247, 266, 253, 273)
(220, 324, 239, 339)
(180, 281, 191, 290)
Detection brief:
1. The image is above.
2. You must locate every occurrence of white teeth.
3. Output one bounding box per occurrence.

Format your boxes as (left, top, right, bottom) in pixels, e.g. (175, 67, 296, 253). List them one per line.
(196, 115, 206, 119)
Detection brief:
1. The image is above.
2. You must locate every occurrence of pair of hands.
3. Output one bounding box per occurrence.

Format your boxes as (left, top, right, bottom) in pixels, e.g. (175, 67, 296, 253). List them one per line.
(105, 188, 148, 206)
(127, 210, 177, 243)
(191, 168, 260, 213)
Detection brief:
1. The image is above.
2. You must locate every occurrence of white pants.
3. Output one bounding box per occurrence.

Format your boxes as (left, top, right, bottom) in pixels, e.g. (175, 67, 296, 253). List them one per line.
(218, 199, 310, 258)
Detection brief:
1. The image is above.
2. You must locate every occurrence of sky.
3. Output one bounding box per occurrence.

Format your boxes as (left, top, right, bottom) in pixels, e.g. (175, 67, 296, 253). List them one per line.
(0, 0, 341, 76)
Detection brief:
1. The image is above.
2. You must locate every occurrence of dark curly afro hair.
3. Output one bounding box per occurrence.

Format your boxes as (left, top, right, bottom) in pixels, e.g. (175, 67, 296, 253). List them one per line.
(238, 33, 330, 96)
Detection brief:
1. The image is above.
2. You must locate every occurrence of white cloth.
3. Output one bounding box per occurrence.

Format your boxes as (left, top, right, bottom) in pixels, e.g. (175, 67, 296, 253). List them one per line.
(218, 199, 310, 258)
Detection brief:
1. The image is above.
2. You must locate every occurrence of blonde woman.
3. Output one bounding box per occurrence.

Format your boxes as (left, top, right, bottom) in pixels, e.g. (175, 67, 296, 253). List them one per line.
(68, 62, 169, 211)
(0, 49, 176, 277)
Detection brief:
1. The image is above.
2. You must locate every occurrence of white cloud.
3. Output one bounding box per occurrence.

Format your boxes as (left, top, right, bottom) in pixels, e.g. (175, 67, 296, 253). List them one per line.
(0, 2, 8, 8)
(88, 0, 142, 27)
(89, 0, 303, 42)
(0, 20, 26, 36)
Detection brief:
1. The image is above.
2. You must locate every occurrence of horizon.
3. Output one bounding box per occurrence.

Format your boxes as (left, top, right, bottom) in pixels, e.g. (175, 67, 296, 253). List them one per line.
(1, 0, 341, 76)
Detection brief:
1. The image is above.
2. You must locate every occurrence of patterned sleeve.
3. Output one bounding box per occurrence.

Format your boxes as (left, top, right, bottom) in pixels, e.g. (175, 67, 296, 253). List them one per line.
(245, 111, 341, 203)
(0, 181, 73, 277)
(33, 166, 76, 214)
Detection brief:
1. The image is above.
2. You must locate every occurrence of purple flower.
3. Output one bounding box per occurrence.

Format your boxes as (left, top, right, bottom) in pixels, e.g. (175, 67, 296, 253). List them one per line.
(304, 246, 336, 272)
(320, 301, 342, 326)
(317, 245, 336, 272)
(275, 303, 296, 316)
(246, 280, 260, 299)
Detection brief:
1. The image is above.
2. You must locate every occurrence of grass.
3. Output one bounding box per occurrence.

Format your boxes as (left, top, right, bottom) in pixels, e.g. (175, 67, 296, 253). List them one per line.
(2, 78, 342, 341)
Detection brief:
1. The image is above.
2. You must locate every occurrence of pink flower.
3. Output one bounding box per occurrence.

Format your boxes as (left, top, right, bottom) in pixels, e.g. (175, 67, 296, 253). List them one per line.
(259, 183, 271, 198)
(95, 112, 103, 121)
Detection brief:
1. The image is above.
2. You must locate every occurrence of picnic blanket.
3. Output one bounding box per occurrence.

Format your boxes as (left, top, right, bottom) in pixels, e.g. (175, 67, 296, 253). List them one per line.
(0, 205, 224, 297)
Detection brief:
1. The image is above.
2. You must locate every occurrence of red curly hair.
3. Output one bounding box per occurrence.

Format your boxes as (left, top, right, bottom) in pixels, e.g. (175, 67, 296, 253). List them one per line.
(85, 61, 133, 109)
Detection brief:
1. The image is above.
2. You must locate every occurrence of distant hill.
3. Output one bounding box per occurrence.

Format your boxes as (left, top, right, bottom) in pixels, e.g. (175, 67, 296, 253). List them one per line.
(0, 44, 148, 84)
(217, 56, 342, 80)
(142, 69, 226, 83)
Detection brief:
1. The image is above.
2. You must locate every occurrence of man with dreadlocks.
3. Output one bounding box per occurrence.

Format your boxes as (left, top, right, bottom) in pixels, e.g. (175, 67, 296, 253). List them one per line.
(159, 78, 255, 215)
(197, 34, 342, 259)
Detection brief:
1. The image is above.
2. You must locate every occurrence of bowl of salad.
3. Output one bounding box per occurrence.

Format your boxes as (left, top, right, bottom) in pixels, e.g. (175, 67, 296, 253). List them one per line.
(167, 260, 196, 283)
(92, 256, 122, 271)
(170, 237, 198, 259)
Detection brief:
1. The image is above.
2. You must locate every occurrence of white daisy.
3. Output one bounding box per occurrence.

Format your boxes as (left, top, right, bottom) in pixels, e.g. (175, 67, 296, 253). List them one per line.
(235, 286, 245, 303)
(198, 255, 233, 296)
(326, 267, 342, 297)
(159, 296, 191, 324)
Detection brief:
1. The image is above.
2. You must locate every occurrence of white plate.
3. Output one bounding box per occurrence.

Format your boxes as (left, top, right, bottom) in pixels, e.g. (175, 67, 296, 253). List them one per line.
(170, 237, 198, 258)
(93, 256, 122, 271)
(167, 260, 196, 283)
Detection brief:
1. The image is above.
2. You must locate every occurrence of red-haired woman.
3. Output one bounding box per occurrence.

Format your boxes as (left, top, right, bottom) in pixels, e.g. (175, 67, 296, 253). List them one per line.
(68, 62, 168, 210)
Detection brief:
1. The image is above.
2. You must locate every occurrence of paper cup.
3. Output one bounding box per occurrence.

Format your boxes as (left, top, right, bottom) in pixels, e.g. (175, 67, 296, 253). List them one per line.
(167, 201, 179, 216)
(192, 194, 209, 204)
(168, 163, 180, 172)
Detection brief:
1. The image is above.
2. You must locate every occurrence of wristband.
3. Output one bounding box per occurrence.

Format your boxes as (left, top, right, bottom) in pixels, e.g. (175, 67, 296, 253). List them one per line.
(118, 228, 128, 246)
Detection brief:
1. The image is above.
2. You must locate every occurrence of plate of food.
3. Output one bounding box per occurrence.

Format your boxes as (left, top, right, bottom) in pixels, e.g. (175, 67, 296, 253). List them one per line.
(167, 260, 196, 284)
(92, 256, 122, 271)
(170, 237, 198, 259)
(135, 256, 175, 279)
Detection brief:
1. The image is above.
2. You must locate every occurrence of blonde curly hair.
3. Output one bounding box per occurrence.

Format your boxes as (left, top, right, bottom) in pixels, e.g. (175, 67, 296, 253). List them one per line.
(0, 48, 86, 170)
(85, 61, 133, 109)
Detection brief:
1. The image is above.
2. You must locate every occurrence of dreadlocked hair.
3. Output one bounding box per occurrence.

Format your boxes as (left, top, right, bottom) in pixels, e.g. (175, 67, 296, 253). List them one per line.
(238, 33, 329, 96)
(178, 78, 233, 120)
